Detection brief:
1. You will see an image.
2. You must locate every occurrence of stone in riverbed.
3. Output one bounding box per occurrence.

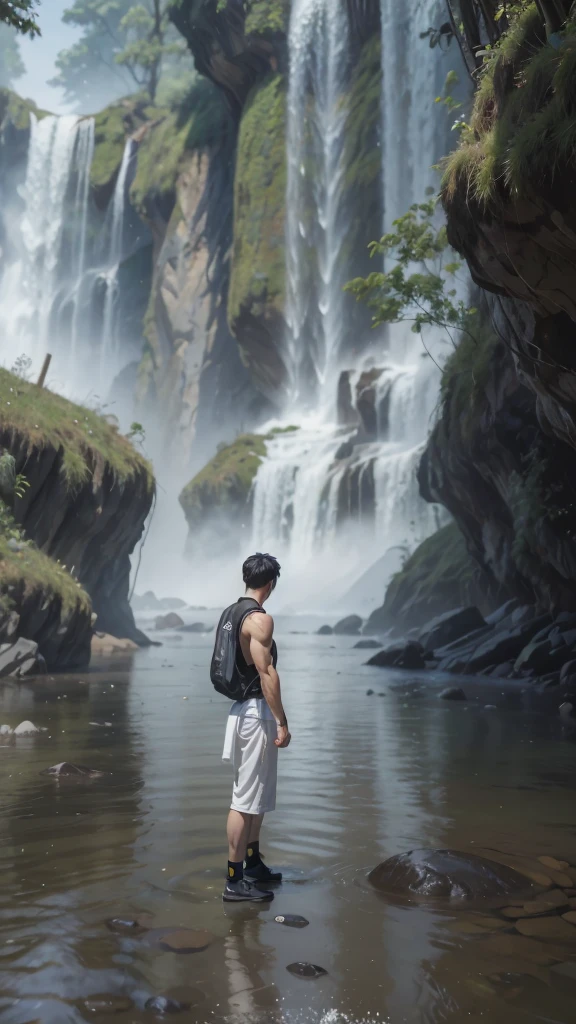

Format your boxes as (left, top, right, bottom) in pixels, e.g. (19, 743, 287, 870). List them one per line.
(41, 762, 105, 778)
(333, 614, 363, 636)
(154, 613, 185, 631)
(81, 995, 134, 1014)
(317, 625, 333, 635)
(538, 856, 570, 871)
(13, 720, 40, 735)
(155, 928, 213, 953)
(366, 641, 425, 670)
(515, 916, 576, 941)
(275, 914, 309, 928)
(439, 687, 467, 701)
(145, 995, 190, 1013)
(560, 659, 576, 683)
(0, 637, 41, 678)
(368, 849, 530, 900)
(419, 606, 487, 652)
(286, 962, 328, 979)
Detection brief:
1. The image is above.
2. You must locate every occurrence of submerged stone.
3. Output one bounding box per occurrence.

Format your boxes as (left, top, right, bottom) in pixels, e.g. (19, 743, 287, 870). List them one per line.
(439, 687, 467, 701)
(155, 928, 213, 953)
(82, 995, 133, 1014)
(286, 962, 328, 978)
(274, 914, 309, 928)
(41, 762, 105, 778)
(369, 849, 532, 900)
(145, 995, 190, 1013)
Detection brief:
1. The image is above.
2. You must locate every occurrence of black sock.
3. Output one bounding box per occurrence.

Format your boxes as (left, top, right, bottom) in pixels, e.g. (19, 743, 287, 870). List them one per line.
(228, 860, 243, 883)
(245, 841, 261, 869)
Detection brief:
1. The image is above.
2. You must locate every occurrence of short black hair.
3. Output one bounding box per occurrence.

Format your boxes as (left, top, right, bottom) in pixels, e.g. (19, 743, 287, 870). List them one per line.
(243, 552, 281, 590)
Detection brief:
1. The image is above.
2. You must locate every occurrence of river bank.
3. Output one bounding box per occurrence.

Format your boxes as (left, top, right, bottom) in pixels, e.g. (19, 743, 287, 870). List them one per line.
(1, 630, 576, 1023)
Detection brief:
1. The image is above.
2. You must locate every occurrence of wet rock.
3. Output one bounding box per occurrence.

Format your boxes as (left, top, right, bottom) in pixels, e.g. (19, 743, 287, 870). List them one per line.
(178, 622, 212, 633)
(562, 912, 576, 925)
(0, 637, 40, 678)
(561, 659, 576, 683)
(368, 849, 531, 900)
(131, 591, 162, 611)
(472, 849, 553, 888)
(13, 720, 40, 735)
(81, 995, 134, 1014)
(439, 687, 467, 701)
(145, 995, 190, 1014)
(515, 916, 576, 941)
(551, 961, 576, 982)
(488, 661, 514, 678)
(155, 928, 213, 953)
(367, 641, 425, 670)
(502, 891, 569, 917)
(366, 689, 374, 696)
(514, 639, 553, 673)
(354, 639, 382, 649)
(275, 914, 309, 928)
(334, 615, 363, 636)
(463, 616, 552, 675)
(154, 613, 185, 631)
(286, 962, 328, 979)
(559, 701, 576, 723)
(419, 606, 487, 652)
(538, 856, 570, 871)
(91, 633, 138, 655)
(317, 625, 333, 635)
(106, 916, 152, 934)
(41, 762, 105, 778)
(484, 704, 498, 710)
(485, 600, 519, 626)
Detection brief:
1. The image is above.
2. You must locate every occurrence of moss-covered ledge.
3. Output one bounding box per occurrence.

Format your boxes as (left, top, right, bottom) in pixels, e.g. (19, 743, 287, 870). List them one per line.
(0, 368, 154, 645)
(228, 71, 288, 395)
(179, 432, 267, 532)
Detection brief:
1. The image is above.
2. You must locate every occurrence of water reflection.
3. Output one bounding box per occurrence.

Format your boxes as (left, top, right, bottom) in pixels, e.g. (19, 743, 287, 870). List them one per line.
(0, 633, 575, 1022)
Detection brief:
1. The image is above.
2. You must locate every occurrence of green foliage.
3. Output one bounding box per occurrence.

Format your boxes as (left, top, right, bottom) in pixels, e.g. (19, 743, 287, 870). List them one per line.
(244, 0, 288, 35)
(345, 198, 477, 349)
(130, 108, 186, 216)
(439, 323, 499, 439)
(0, 22, 24, 87)
(0, 367, 153, 490)
(0, 87, 49, 131)
(228, 72, 287, 330)
(443, 4, 576, 206)
(0, 0, 39, 36)
(0, 505, 91, 615)
(179, 433, 268, 525)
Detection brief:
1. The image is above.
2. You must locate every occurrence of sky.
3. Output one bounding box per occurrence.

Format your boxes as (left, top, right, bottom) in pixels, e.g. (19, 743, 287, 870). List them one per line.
(17, 0, 81, 114)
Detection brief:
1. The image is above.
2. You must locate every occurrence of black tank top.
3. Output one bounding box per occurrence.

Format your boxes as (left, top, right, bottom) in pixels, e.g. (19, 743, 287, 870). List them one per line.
(235, 597, 278, 702)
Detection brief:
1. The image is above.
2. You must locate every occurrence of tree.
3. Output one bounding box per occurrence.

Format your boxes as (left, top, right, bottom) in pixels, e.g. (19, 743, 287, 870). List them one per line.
(51, 0, 186, 110)
(0, 0, 40, 36)
(0, 21, 25, 86)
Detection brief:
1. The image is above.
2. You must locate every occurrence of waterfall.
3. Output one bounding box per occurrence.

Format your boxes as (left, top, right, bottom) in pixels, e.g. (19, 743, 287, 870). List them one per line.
(285, 0, 351, 407)
(100, 139, 135, 381)
(0, 115, 85, 373)
(249, 0, 459, 609)
(69, 118, 96, 370)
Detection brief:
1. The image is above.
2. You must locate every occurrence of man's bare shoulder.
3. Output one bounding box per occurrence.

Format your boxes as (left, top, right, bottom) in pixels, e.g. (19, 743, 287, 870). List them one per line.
(242, 611, 274, 643)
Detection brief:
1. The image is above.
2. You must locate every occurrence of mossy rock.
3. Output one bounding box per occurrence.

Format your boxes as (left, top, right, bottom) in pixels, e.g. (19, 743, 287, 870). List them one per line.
(442, 6, 576, 209)
(90, 95, 153, 199)
(0, 521, 91, 619)
(0, 368, 152, 492)
(228, 71, 287, 334)
(439, 324, 500, 443)
(367, 523, 487, 633)
(179, 433, 267, 529)
(0, 88, 50, 133)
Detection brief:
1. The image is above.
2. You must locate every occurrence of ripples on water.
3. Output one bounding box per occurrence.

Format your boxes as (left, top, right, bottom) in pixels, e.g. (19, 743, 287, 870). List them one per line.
(1, 632, 576, 1023)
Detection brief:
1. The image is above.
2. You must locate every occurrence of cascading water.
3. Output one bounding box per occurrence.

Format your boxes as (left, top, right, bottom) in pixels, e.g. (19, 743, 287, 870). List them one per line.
(285, 0, 351, 407)
(250, 0, 460, 609)
(69, 118, 95, 370)
(100, 139, 135, 380)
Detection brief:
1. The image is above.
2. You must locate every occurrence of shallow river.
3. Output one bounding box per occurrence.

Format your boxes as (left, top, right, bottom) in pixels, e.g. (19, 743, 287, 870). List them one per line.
(1, 630, 576, 1024)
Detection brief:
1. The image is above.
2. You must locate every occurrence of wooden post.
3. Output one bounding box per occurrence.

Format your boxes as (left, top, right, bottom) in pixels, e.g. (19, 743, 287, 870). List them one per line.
(36, 353, 52, 388)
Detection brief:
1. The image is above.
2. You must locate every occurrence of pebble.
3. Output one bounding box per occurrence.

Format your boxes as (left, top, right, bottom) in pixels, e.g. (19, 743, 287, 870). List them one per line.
(286, 962, 328, 979)
(156, 928, 213, 954)
(562, 911, 576, 925)
(106, 917, 148, 934)
(515, 916, 576, 941)
(274, 914, 309, 928)
(145, 995, 189, 1014)
(82, 995, 134, 1014)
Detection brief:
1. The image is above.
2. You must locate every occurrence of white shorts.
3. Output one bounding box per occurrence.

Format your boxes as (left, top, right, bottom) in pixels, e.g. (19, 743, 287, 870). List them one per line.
(223, 712, 278, 815)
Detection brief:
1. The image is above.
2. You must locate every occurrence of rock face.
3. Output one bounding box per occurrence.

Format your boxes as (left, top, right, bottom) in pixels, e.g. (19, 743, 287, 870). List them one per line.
(369, 849, 532, 901)
(334, 614, 363, 636)
(0, 638, 41, 678)
(367, 642, 425, 670)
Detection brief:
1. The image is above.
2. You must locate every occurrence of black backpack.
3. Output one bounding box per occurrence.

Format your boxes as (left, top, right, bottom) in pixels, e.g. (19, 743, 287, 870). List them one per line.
(210, 597, 265, 701)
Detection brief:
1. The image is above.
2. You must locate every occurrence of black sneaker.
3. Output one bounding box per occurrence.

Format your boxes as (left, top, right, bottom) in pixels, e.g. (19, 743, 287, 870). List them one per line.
(223, 878, 275, 903)
(244, 860, 283, 883)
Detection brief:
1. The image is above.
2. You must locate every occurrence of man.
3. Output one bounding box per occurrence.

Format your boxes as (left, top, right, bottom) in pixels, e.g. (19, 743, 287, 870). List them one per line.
(220, 552, 291, 903)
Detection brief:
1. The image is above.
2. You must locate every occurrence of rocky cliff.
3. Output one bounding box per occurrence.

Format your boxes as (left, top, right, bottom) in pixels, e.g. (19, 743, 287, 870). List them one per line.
(396, 5, 576, 624)
(0, 369, 154, 649)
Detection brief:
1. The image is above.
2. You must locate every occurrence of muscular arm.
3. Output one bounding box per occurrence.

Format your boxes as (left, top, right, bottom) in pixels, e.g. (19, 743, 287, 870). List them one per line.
(245, 613, 290, 748)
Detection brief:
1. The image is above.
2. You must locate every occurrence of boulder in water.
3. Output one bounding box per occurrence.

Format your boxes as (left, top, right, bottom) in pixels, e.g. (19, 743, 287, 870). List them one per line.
(178, 622, 208, 633)
(154, 613, 185, 631)
(354, 639, 382, 649)
(419, 606, 487, 652)
(274, 914, 309, 928)
(286, 962, 328, 979)
(366, 641, 425, 670)
(334, 614, 363, 635)
(317, 625, 333, 635)
(145, 995, 190, 1014)
(13, 720, 40, 735)
(0, 637, 41, 678)
(439, 687, 467, 701)
(368, 849, 532, 900)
